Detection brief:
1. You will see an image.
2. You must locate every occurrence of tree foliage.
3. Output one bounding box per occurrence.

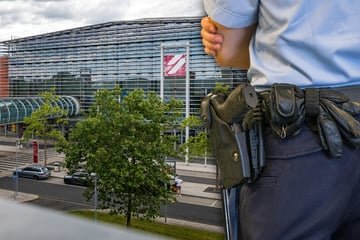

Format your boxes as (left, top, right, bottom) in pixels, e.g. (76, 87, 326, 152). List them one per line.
(213, 82, 230, 94)
(23, 88, 68, 166)
(179, 115, 210, 161)
(60, 87, 181, 227)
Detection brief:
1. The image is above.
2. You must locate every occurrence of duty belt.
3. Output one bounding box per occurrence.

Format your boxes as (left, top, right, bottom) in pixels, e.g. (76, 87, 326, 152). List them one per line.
(201, 83, 360, 189)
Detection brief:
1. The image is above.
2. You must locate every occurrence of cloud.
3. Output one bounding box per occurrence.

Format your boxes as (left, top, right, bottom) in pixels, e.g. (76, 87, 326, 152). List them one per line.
(0, 0, 205, 41)
(71, 0, 131, 24)
(36, 4, 75, 20)
(122, 0, 205, 20)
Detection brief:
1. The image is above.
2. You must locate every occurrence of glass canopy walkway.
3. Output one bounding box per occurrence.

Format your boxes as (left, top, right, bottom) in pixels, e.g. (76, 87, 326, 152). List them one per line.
(0, 96, 80, 125)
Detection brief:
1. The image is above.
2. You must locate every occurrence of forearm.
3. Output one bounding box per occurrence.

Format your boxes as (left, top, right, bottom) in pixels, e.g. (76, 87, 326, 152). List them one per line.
(210, 19, 257, 70)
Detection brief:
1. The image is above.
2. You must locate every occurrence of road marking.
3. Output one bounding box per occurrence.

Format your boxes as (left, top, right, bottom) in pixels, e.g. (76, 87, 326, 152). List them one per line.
(175, 195, 222, 208)
(211, 200, 218, 207)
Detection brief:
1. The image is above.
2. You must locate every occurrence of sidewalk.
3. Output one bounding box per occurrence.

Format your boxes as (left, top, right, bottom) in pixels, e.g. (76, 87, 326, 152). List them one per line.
(175, 161, 221, 200)
(0, 188, 39, 202)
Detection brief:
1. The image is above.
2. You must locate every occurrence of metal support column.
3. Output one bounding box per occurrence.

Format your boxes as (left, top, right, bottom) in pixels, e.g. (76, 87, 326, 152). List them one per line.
(159, 42, 191, 164)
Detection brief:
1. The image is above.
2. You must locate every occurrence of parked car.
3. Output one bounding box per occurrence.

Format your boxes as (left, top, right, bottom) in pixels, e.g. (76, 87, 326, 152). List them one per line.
(63, 171, 90, 186)
(14, 165, 51, 180)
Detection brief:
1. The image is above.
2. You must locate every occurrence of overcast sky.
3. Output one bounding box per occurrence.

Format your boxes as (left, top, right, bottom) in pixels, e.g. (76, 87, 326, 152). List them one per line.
(0, 0, 206, 42)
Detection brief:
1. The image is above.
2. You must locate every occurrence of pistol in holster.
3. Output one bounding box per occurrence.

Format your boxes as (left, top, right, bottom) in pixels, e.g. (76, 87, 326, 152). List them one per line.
(201, 83, 266, 189)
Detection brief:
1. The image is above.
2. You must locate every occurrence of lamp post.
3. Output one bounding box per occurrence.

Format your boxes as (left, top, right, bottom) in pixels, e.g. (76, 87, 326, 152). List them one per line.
(14, 139, 20, 199)
(90, 172, 98, 222)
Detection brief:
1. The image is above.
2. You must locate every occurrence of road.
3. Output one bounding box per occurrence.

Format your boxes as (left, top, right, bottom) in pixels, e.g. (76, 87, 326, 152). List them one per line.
(0, 175, 224, 227)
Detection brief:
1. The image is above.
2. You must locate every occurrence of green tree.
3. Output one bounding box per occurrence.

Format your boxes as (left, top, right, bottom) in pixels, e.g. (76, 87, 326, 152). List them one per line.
(60, 87, 181, 227)
(213, 82, 230, 97)
(180, 116, 211, 163)
(166, 98, 184, 150)
(23, 88, 68, 166)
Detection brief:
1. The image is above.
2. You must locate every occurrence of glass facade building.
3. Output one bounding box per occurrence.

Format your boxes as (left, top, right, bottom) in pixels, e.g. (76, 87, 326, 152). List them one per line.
(0, 17, 247, 131)
(0, 96, 80, 124)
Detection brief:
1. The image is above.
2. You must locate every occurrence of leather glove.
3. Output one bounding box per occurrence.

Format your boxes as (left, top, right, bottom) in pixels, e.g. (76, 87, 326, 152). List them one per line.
(242, 104, 263, 131)
(317, 104, 343, 158)
(336, 92, 360, 149)
(320, 98, 360, 138)
(318, 89, 360, 151)
(341, 100, 360, 115)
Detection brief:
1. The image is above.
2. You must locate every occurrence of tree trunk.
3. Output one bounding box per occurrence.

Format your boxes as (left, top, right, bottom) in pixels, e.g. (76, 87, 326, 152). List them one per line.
(216, 164, 219, 192)
(126, 195, 132, 227)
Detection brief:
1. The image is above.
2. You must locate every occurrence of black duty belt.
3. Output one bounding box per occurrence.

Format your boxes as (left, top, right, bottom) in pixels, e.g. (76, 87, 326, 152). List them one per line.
(201, 83, 360, 189)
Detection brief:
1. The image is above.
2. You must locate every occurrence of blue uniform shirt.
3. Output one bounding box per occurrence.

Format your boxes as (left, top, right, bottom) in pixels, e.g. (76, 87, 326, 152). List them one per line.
(204, 0, 360, 90)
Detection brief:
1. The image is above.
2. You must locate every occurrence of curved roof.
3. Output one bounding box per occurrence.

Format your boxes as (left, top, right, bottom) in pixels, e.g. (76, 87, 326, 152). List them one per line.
(0, 96, 80, 124)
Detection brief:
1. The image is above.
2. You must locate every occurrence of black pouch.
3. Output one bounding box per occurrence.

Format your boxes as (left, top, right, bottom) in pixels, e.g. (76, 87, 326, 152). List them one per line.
(263, 83, 305, 138)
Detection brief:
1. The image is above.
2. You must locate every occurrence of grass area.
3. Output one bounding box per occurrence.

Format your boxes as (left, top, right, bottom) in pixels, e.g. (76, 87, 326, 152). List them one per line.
(69, 210, 225, 240)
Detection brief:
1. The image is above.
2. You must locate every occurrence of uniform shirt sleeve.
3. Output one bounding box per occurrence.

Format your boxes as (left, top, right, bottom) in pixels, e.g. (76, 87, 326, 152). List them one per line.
(203, 0, 259, 28)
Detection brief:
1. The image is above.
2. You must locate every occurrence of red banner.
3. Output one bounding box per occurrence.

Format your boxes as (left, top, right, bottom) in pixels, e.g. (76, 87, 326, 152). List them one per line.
(164, 55, 186, 76)
(33, 141, 38, 164)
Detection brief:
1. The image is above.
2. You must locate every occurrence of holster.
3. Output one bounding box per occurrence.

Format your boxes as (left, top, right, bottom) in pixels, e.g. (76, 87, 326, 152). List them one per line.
(201, 84, 261, 189)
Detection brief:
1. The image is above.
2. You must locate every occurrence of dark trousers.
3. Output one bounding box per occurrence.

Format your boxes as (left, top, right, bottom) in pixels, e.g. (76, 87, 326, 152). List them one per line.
(237, 125, 360, 240)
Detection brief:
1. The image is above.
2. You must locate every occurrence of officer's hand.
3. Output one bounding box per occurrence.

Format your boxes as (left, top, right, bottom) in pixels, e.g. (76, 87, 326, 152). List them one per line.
(200, 16, 223, 56)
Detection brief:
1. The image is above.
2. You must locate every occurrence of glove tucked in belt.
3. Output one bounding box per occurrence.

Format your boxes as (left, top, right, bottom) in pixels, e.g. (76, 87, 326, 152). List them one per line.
(261, 84, 360, 158)
(316, 89, 360, 157)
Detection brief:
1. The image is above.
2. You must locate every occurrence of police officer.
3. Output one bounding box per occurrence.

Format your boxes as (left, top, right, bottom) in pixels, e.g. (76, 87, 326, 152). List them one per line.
(201, 1, 360, 239)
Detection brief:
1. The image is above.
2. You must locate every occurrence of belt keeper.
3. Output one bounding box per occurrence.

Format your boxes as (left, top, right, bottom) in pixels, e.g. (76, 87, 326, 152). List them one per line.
(305, 88, 319, 117)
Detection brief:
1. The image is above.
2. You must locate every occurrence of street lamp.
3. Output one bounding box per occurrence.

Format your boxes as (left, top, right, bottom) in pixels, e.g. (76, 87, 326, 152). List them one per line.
(13, 139, 20, 199)
(90, 172, 98, 222)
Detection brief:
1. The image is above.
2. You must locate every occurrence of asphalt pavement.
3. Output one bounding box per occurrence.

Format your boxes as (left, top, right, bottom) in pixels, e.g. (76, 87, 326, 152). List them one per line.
(0, 137, 224, 234)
